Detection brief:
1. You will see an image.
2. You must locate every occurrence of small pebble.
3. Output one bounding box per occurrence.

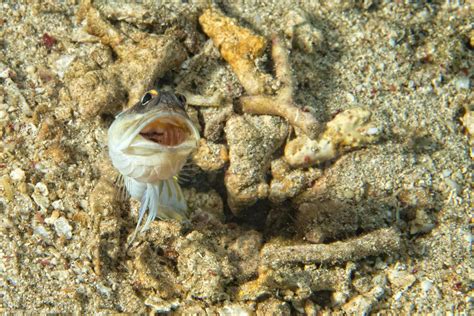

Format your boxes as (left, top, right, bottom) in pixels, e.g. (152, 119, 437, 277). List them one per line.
(454, 76, 470, 90)
(51, 199, 64, 210)
(53, 216, 73, 239)
(10, 168, 25, 181)
(375, 257, 388, 270)
(35, 182, 49, 196)
(54, 55, 75, 79)
(366, 127, 380, 135)
(34, 225, 51, 240)
(343, 190, 355, 199)
(346, 92, 356, 103)
(444, 178, 461, 194)
(442, 169, 452, 178)
(32, 193, 50, 211)
(421, 280, 433, 293)
(332, 291, 349, 306)
(42, 33, 56, 49)
(393, 291, 403, 301)
(387, 269, 416, 289)
(45, 212, 61, 228)
(25, 65, 36, 75)
(388, 37, 397, 47)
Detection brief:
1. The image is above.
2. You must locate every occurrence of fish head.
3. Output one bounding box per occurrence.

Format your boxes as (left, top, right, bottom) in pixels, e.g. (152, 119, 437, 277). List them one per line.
(108, 89, 200, 182)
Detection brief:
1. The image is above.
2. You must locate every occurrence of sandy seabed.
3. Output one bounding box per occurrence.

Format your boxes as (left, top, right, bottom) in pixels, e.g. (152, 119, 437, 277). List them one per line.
(0, 1, 472, 314)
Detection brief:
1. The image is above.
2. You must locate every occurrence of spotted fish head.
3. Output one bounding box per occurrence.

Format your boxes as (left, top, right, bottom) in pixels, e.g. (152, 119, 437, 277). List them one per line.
(108, 89, 200, 182)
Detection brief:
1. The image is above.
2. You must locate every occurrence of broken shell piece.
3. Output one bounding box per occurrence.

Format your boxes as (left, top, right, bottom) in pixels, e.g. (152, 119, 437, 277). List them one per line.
(199, 9, 271, 95)
(284, 108, 381, 168)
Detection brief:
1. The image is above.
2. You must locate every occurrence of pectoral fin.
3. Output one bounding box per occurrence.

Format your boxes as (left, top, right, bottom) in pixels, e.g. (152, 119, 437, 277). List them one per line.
(129, 178, 189, 243)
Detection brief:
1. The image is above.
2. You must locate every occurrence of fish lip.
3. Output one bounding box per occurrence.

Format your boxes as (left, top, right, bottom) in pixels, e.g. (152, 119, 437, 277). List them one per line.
(118, 111, 199, 152)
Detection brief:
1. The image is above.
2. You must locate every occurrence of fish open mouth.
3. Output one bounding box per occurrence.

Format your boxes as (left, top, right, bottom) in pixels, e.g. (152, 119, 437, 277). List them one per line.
(139, 116, 191, 147)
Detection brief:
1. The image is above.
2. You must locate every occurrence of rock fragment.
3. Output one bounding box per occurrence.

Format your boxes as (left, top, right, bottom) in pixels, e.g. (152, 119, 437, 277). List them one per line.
(129, 243, 178, 298)
(256, 298, 291, 316)
(224, 114, 288, 212)
(261, 227, 401, 268)
(387, 268, 416, 290)
(296, 199, 359, 243)
(228, 230, 263, 282)
(239, 264, 349, 301)
(10, 168, 25, 181)
(200, 103, 234, 142)
(53, 216, 73, 239)
(65, 64, 125, 118)
(1, 62, 32, 116)
(269, 158, 321, 203)
(175, 231, 234, 302)
(144, 296, 180, 314)
(183, 187, 225, 222)
(65, 3, 188, 118)
(192, 139, 228, 172)
(342, 285, 386, 314)
(88, 177, 122, 275)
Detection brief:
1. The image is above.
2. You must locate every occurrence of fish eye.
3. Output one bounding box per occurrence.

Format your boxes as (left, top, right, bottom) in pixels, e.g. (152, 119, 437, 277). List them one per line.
(176, 93, 186, 107)
(141, 92, 154, 105)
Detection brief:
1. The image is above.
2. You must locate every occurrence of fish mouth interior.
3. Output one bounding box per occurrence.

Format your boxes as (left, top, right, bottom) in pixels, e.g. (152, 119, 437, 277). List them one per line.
(139, 116, 191, 147)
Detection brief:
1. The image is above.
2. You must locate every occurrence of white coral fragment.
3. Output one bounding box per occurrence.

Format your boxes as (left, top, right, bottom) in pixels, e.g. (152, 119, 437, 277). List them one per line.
(284, 108, 381, 167)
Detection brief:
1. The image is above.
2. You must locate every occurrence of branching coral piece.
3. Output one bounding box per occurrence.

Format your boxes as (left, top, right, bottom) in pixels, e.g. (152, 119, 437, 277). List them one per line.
(199, 9, 270, 95)
(241, 36, 323, 139)
(199, 10, 322, 139)
(260, 227, 401, 268)
(284, 108, 382, 167)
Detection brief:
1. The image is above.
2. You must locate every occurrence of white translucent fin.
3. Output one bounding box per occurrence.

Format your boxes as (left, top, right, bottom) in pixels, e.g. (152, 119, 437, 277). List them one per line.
(129, 178, 189, 243)
(124, 176, 146, 199)
(141, 184, 159, 234)
(114, 174, 130, 202)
